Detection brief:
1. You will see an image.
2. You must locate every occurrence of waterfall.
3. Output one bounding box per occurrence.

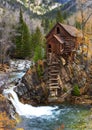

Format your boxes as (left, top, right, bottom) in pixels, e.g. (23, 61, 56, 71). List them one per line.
(3, 60, 57, 118)
(3, 87, 57, 118)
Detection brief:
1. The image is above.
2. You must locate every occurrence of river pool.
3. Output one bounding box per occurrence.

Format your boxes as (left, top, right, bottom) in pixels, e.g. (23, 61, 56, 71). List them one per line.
(3, 60, 92, 130)
(16, 104, 92, 130)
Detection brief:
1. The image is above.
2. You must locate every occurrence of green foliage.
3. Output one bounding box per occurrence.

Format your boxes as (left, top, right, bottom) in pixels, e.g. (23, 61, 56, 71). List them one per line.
(31, 27, 46, 63)
(15, 9, 31, 58)
(63, 12, 68, 19)
(21, 0, 26, 3)
(41, 18, 55, 33)
(37, 64, 43, 78)
(42, 10, 67, 34)
(63, 87, 67, 93)
(0, 112, 16, 129)
(33, 45, 43, 63)
(56, 10, 64, 23)
(73, 84, 80, 96)
(75, 20, 81, 29)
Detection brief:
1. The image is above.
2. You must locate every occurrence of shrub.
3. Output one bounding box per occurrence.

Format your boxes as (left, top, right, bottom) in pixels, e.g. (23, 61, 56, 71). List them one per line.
(0, 112, 16, 129)
(37, 64, 43, 78)
(73, 84, 80, 96)
(63, 87, 67, 93)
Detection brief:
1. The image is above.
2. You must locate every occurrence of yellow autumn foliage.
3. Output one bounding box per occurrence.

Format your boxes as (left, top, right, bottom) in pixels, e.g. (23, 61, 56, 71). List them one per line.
(0, 112, 16, 130)
(16, 128, 24, 130)
(15, 114, 22, 123)
(0, 94, 6, 101)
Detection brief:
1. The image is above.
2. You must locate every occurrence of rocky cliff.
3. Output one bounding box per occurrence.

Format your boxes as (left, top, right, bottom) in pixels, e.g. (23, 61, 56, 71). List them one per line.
(14, 57, 92, 105)
(14, 66, 48, 105)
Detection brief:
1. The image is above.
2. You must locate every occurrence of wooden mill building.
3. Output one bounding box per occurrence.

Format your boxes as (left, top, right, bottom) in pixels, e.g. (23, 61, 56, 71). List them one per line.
(46, 22, 82, 98)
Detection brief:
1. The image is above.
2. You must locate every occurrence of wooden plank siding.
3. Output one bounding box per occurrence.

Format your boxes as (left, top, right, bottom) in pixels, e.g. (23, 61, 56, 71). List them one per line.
(46, 23, 82, 97)
(46, 22, 82, 57)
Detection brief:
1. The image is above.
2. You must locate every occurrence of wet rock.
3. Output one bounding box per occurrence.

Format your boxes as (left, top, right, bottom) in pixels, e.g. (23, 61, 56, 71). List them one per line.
(10, 60, 31, 72)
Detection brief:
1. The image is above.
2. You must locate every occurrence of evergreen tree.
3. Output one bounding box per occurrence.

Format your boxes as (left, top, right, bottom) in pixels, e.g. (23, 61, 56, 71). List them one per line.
(31, 27, 46, 63)
(21, 21, 31, 57)
(31, 27, 42, 53)
(63, 12, 68, 19)
(42, 18, 55, 34)
(44, 18, 50, 33)
(15, 9, 31, 58)
(33, 45, 43, 63)
(49, 19, 55, 31)
(56, 10, 64, 23)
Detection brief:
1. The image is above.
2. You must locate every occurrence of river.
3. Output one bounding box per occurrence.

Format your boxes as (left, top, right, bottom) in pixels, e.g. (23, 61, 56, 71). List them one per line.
(2, 60, 92, 130)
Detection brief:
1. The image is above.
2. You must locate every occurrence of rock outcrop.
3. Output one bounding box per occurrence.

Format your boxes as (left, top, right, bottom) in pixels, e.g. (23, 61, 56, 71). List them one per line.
(14, 66, 48, 105)
(0, 94, 16, 118)
(14, 57, 92, 105)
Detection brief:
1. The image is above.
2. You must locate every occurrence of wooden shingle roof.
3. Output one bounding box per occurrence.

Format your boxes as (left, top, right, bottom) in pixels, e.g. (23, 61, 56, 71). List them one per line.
(46, 22, 83, 38)
(59, 23, 83, 37)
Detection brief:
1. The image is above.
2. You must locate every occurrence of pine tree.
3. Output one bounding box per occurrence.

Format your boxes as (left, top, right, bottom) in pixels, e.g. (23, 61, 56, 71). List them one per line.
(31, 27, 45, 63)
(21, 21, 31, 58)
(42, 18, 55, 34)
(33, 45, 43, 63)
(31, 27, 42, 54)
(56, 10, 64, 23)
(15, 8, 31, 58)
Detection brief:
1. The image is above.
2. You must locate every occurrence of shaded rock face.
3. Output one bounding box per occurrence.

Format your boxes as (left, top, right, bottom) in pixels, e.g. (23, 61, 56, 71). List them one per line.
(0, 95, 9, 113)
(0, 74, 9, 93)
(14, 68, 48, 105)
(0, 94, 15, 118)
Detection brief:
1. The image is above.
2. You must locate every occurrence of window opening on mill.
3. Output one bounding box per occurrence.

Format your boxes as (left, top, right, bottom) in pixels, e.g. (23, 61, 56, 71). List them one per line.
(48, 44, 51, 52)
(57, 27, 60, 34)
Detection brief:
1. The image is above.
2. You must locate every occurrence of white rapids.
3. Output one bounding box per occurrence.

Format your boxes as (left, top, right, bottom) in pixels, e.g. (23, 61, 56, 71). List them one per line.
(3, 87, 57, 118)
